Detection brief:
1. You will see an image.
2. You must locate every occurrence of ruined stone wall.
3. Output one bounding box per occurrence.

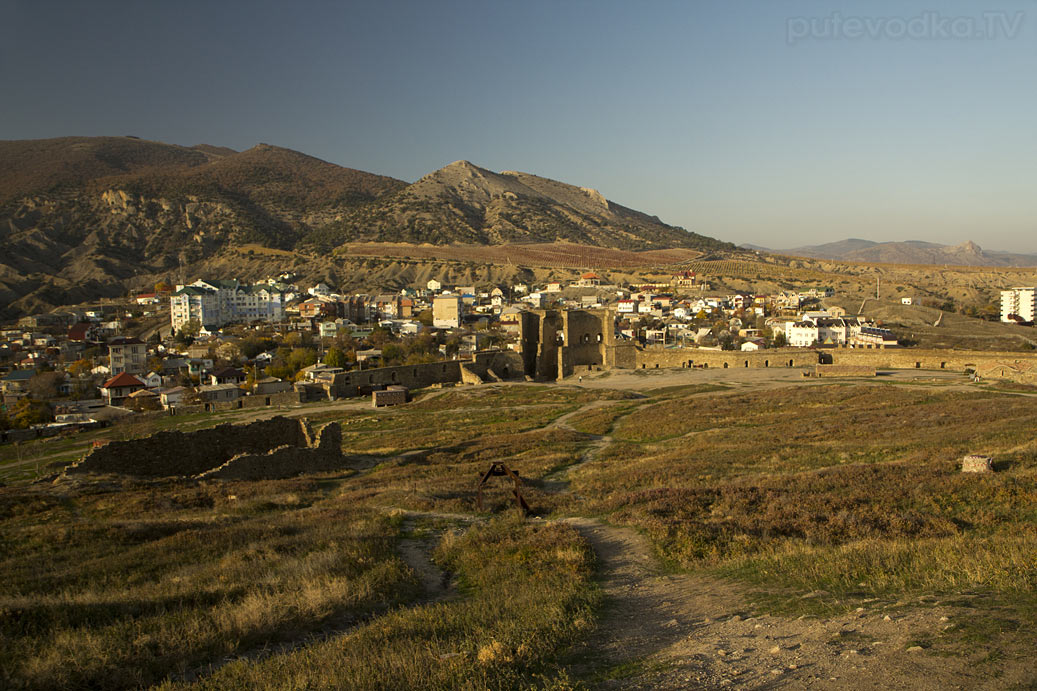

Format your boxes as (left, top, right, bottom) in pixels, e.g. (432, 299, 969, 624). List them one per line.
(471, 350, 525, 380)
(459, 363, 484, 385)
(536, 311, 563, 380)
(64, 416, 308, 477)
(517, 311, 541, 377)
(210, 390, 302, 411)
(329, 360, 463, 398)
(559, 309, 609, 377)
(197, 422, 344, 480)
(518, 308, 613, 380)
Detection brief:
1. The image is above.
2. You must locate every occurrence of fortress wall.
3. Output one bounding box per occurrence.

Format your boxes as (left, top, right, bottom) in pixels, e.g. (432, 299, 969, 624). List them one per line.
(329, 360, 464, 398)
(635, 348, 816, 370)
(630, 346, 1037, 373)
(197, 422, 345, 480)
(64, 416, 308, 477)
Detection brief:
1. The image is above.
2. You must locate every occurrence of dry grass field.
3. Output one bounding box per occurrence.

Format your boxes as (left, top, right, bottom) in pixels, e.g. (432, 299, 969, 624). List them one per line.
(1, 378, 1035, 688)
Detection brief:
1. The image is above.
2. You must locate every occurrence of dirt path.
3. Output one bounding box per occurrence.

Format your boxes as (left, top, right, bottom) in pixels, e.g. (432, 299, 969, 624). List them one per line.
(563, 518, 1030, 690)
(539, 399, 636, 492)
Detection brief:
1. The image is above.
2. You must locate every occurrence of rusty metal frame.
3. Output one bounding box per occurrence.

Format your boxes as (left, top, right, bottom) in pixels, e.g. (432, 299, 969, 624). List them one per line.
(476, 462, 530, 515)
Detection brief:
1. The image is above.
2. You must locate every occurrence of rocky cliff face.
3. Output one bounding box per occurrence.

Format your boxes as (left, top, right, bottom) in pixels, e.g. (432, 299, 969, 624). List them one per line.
(0, 137, 730, 317)
(309, 160, 723, 250)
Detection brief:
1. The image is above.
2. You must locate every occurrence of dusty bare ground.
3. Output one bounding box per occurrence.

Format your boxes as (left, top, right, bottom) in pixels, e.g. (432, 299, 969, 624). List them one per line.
(563, 518, 1031, 690)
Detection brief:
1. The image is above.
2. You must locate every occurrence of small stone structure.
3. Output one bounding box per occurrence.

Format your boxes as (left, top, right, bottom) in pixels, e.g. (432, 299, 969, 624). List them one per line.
(961, 455, 994, 473)
(63, 416, 344, 480)
(373, 386, 408, 407)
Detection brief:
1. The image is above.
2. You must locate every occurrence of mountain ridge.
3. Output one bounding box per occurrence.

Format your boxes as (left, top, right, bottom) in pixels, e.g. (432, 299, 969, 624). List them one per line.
(745, 238, 1037, 268)
(0, 136, 730, 317)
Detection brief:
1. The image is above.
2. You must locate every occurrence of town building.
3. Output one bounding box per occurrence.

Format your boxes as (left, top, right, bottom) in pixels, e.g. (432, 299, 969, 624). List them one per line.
(1001, 287, 1036, 323)
(100, 372, 146, 406)
(108, 337, 147, 375)
(433, 295, 463, 328)
(170, 279, 287, 331)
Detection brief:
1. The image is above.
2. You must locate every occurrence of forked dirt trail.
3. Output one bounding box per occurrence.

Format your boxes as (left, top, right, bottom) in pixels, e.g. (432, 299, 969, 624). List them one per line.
(564, 518, 1029, 690)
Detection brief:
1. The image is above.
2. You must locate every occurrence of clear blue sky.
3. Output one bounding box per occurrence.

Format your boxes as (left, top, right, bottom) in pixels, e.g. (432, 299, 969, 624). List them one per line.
(2, 0, 1035, 252)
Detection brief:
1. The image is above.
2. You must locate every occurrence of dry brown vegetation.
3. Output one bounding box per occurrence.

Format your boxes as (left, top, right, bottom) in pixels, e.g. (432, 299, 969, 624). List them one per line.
(2, 380, 1035, 687)
(338, 242, 706, 270)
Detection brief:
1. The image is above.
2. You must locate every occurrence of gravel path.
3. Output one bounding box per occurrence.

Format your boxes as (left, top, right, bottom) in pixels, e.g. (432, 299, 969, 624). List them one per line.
(563, 518, 1030, 690)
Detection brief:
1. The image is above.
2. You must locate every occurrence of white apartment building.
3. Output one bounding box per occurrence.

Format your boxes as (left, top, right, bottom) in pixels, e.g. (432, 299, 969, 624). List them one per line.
(170, 279, 286, 331)
(1001, 287, 1036, 323)
(785, 316, 865, 347)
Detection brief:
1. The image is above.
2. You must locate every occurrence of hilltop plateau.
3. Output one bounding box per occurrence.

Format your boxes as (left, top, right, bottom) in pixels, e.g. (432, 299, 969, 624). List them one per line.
(2, 375, 1035, 688)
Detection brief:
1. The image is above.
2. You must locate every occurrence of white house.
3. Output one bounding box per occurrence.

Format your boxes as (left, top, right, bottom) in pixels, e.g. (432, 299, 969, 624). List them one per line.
(142, 371, 163, 388)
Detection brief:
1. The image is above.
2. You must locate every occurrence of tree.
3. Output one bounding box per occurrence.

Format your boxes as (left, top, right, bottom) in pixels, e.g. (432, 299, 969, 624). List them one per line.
(287, 347, 317, 373)
(67, 359, 93, 377)
(324, 347, 347, 369)
(415, 309, 433, 327)
(174, 319, 200, 346)
(772, 331, 787, 348)
(367, 326, 396, 348)
(382, 343, 404, 365)
(27, 372, 66, 400)
(11, 398, 53, 428)
(240, 335, 275, 359)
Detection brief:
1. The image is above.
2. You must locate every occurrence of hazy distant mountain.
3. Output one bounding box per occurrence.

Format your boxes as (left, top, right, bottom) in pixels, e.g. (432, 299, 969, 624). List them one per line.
(0, 136, 729, 316)
(775, 238, 1037, 267)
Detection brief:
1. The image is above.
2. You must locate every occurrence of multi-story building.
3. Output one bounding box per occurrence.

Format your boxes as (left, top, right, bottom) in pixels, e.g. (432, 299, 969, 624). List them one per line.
(108, 337, 147, 375)
(1001, 287, 1036, 323)
(170, 279, 287, 331)
(785, 316, 868, 347)
(432, 295, 462, 328)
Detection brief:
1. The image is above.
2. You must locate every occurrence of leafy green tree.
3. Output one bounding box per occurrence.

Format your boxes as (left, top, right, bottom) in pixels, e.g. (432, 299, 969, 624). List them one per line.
(264, 362, 293, 381)
(382, 343, 404, 365)
(239, 336, 275, 359)
(324, 347, 347, 369)
(11, 398, 53, 428)
(287, 347, 317, 373)
(367, 327, 396, 348)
